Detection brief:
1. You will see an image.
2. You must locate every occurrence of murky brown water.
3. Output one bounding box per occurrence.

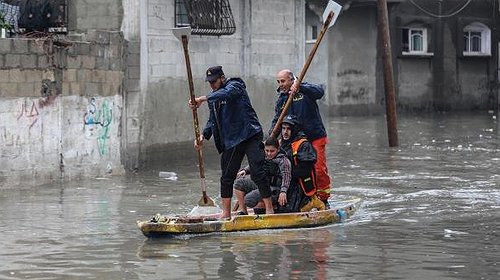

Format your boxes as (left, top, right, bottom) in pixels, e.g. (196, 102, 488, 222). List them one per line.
(1, 112, 499, 279)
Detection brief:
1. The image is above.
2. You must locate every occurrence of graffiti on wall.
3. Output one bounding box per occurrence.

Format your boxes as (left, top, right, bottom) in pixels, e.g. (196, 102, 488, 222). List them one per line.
(153, 5, 165, 21)
(337, 69, 364, 77)
(17, 99, 40, 129)
(337, 87, 370, 103)
(16, 79, 60, 130)
(83, 97, 112, 156)
(336, 69, 371, 104)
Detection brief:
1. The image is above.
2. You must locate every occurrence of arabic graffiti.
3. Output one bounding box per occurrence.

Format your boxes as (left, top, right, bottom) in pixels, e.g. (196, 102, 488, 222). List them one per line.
(17, 99, 40, 129)
(337, 87, 370, 103)
(83, 97, 112, 156)
(336, 69, 371, 104)
(16, 79, 60, 131)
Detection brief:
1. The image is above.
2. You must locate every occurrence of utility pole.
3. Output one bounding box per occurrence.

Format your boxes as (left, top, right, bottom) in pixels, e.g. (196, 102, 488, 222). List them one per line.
(434, 0, 445, 111)
(377, 0, 399, 147)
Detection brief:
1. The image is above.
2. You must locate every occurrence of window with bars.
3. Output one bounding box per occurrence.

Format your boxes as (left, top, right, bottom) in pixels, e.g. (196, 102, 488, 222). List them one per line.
(464, 31, 481, 52)
(174, 0, 236, 36)
(402, 27, 428, 54)
(306, 25, 318, 43)
(463, 22, 490, 56)
(175, 0, 189, 27)
(311, 25, 318, 40)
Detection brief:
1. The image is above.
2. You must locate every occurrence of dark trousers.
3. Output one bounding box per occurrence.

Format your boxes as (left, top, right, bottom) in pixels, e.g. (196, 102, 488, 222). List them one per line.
(220, 132, 271, 199)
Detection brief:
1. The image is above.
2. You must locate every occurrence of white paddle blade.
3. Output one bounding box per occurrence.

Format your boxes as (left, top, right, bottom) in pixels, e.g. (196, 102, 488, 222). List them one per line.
(172, 26, 192, 41)
(323, 0, 342, 29)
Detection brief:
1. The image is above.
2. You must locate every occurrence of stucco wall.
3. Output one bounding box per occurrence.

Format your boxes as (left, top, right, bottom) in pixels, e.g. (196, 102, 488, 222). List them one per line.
(0, 32, 126, 187)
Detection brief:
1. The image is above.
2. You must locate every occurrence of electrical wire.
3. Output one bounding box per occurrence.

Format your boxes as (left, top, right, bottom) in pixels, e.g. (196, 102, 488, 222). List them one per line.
(408, 0, 472, 18)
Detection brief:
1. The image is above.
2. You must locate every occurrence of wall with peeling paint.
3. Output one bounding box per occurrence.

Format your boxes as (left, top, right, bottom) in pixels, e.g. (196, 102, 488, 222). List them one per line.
(0, 32, 126, 187)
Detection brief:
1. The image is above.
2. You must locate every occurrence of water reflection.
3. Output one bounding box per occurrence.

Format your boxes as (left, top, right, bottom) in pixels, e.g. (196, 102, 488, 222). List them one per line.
(137, 228, 339, 279)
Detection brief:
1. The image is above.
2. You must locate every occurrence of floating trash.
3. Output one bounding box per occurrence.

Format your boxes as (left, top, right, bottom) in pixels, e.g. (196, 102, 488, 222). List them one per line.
(159, 171, 178, 181)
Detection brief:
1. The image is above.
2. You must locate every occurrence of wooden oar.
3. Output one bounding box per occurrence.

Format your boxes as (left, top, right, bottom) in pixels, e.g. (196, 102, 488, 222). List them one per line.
(270, 1, 342, 138)
(173, 27, 215, 207)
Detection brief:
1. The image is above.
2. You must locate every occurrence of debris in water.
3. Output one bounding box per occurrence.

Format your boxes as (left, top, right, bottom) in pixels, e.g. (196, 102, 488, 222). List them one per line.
(159, 171, 178, 181)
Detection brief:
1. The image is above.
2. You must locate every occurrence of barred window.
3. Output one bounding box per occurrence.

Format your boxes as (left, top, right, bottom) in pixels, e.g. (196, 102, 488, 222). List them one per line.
(463, 22, 490, 56)
(402, 27, 427, 53)
(175, 0, 189, 27)
(174, 0, 236, 36)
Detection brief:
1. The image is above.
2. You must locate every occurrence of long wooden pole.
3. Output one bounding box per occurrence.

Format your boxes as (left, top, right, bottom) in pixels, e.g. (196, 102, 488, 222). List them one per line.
(377, 0, 399, 147)
(181, 35, 214, 206)
(270, 11, 335, 138)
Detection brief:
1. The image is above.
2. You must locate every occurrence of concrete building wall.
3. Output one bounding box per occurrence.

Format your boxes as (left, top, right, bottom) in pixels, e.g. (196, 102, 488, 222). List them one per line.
(397, 58, 433, 109)
(131, 0, 306, 169)
(68, 0, 123, 32)
(327, 5, 382, 116)
(0, 32, 126, 187)
(305, 3, 329, 91)
(1, 0, 308, 185)
(2, 0, 498, 186)
(301, 0, 499, 115)
(390, 0, 498, 111)
(457, 59, 493, 109)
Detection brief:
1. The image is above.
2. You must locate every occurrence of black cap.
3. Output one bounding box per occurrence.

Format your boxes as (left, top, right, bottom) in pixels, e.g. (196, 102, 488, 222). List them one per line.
(282, 114, 299, 127)
(205, 66, 224, 82)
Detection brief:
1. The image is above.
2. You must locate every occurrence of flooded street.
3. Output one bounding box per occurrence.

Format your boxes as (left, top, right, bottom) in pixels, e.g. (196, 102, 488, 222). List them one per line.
(1, 112, 499, 279)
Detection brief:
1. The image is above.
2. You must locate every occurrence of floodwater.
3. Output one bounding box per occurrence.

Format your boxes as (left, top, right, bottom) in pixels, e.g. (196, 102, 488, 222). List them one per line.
(1, 112, 499, 280)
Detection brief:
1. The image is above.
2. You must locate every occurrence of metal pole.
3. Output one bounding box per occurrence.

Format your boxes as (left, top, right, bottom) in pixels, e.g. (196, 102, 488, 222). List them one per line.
(377, 0, 399, 147)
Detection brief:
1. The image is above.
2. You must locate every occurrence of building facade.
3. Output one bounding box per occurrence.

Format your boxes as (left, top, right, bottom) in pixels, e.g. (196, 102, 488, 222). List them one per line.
(305, 0, 500, 115)
(1, 0, 498, 187)
(0, 0, 307, 186)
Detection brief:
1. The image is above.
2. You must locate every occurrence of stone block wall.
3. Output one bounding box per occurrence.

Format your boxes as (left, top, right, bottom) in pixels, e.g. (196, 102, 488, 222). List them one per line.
(0, 32, 126, 187)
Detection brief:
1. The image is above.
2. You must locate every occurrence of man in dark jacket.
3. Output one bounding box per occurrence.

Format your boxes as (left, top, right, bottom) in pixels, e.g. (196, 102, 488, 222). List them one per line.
(190, 65, 274, 219)
(270, 69, 331, 207)
(280, 115, 325, 212)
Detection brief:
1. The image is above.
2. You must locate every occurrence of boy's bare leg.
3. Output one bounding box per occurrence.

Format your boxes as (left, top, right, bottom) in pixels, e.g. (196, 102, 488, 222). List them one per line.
(221, 198, 231, 219)
(234, 190, 248, 214)
(262, 197, 274, 214)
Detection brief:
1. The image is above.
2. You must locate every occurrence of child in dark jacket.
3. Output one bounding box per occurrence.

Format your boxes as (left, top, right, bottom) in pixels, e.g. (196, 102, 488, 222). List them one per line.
(233, 136, 292, 214)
